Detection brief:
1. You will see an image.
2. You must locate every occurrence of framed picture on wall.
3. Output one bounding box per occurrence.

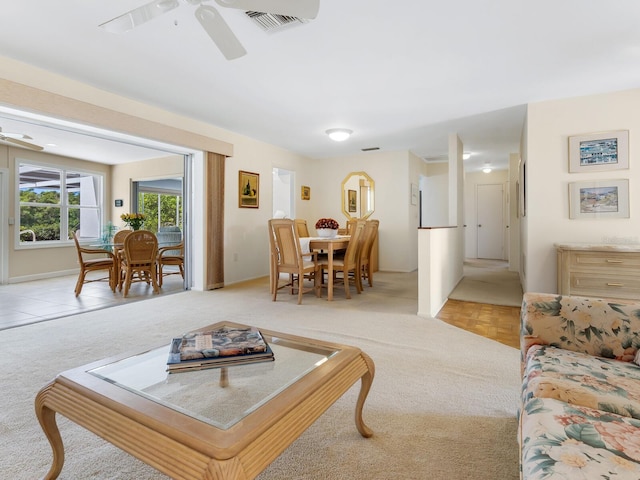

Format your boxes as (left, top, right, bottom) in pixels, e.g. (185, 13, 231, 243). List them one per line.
(569, 179, 629, 219)
(348, 189, 357, 212)
(301, 185, 310, 200)
(569, 130, 629, 173)
(411, 183, 418, 205)
(239, 170, 259, 208)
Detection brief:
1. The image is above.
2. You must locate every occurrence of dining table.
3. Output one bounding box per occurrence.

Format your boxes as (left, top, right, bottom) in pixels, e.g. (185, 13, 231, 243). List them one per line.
(309, 235, 350, 301)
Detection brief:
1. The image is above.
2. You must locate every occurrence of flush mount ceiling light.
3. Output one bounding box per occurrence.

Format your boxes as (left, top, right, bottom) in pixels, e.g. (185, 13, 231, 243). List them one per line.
(482, 163, 492, 173)
(326, 128, 353, 142)
(463, 152, 471, 160)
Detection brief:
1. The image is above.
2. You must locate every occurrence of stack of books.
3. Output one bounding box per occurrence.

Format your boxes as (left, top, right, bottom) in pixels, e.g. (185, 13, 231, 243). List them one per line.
(167, 325, 274, 373)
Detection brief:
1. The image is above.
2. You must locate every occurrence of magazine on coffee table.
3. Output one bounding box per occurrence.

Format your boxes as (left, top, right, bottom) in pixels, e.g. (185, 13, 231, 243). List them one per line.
(167, 325, 274, 373)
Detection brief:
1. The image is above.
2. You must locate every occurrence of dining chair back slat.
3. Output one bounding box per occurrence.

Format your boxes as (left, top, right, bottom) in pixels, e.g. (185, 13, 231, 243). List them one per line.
(294, 219, 310, 238)
(112, 229, 132, 291)
(120, 230, 159, 297)
(269, 219, 320, 304)
(343, 220, 366, 268)
(319, 220, 365, 299)
(357, 219, 379, 290)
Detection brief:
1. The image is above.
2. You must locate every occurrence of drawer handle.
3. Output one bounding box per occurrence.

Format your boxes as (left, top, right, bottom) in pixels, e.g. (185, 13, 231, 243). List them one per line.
(607, 283, 624, 287)
(606, 259, 624, 263)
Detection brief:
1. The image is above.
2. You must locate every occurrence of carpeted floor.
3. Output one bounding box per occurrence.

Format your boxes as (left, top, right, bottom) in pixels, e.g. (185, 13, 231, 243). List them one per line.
(448, 259, 523, 307)
(0, 272, 521, 479)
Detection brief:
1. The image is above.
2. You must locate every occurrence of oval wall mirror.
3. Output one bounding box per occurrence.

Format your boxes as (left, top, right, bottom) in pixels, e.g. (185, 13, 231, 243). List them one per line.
(341, 171, 375, 220)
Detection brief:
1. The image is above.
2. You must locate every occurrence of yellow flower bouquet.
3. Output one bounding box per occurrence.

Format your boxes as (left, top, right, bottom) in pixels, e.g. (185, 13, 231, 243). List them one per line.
(120, 212, 146, 230)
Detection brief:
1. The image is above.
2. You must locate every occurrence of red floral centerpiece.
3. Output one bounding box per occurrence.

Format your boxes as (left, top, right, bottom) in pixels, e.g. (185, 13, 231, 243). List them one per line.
(315, 218, 339, 238)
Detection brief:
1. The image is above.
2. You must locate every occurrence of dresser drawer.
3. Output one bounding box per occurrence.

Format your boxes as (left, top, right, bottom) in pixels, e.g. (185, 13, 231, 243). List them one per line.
(570, 251, 640, 271)
(570, 273, 640, 300)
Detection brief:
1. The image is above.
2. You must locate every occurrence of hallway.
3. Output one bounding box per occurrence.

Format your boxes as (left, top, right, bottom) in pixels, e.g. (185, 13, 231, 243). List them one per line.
(436, 259, 523, 349)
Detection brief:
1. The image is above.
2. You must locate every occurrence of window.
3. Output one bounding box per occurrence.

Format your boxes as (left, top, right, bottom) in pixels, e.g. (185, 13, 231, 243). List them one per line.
(139, 192, 183, 232)
(135, 178, 183, 232)
(18, 162, 104, 244)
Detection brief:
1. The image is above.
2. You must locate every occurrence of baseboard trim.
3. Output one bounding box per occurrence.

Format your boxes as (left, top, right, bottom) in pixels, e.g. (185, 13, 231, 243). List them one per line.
(9, 269, 78, 284)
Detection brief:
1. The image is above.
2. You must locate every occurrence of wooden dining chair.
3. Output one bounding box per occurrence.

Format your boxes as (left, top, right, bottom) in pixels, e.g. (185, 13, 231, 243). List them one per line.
(119, 230, 159, 297)
(72, 230, 117, 296)
(356, 219, 379, 290)
(269, 218, 321, 304)
(319, 220, 365, 299)
(112, 229, 131, 248)
(157, 241, 184, 287)
(112, 229, 131, 290)
(294, 219, 310, 237)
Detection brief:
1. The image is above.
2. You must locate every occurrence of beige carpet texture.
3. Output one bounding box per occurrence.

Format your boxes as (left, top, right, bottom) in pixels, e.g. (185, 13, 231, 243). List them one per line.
(448, 259, 523, 307)
(0, 272, 521, 479)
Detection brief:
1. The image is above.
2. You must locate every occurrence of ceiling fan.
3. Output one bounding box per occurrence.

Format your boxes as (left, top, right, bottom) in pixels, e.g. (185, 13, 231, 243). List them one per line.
(0, 127, 43, 151)
(100, 0, 320, 60)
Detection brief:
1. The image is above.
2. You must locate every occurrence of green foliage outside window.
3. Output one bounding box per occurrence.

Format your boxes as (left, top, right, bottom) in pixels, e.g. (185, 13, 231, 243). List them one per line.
(19, 163, 102, 242)
(138, 192, 182, 232)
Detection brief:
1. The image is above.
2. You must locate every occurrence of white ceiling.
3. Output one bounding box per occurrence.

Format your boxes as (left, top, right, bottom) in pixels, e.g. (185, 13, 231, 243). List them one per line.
(1, 0, 640, 172)
(0, 107, 193, 164)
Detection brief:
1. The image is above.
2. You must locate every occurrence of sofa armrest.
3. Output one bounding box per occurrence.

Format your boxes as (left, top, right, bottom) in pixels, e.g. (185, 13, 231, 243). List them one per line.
(521, 292, 640, 365)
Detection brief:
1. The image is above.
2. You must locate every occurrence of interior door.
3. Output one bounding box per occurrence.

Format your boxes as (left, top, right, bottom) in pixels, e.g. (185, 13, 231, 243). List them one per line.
(477, 183, 504, 259)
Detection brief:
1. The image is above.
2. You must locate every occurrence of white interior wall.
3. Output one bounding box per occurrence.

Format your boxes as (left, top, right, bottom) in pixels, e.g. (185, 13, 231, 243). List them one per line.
(417, 226, 464, 317)
(311, 150, 415, 272)
(0, 57, 426, 284)
(508, 152, 520, 272)
(525, 87, 640, 293)
(422, 162, 449, 227)
(111, 155, 184, 227)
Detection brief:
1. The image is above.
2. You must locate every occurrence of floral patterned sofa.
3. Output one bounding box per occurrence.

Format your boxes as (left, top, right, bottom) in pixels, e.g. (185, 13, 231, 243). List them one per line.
(519, 292, 640, 479)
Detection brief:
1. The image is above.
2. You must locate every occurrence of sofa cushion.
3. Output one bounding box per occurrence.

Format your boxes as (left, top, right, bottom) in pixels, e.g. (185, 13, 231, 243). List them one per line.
(521, 293, 640, 363)
(524, 345, 640, 419)
(520, 396, 640, 479)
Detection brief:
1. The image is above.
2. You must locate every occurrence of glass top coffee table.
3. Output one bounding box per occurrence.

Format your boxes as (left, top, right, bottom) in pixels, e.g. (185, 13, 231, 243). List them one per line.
(35, 322, 375, 480)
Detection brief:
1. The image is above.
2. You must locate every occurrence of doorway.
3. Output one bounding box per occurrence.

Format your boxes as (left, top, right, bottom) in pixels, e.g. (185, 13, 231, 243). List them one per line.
(476, 183, 504, 259)
(272, 167, 295, 218)
(0, 168, 6, 284)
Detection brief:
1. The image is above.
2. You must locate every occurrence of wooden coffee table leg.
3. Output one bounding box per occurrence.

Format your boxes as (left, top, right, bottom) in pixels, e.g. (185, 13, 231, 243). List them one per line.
(35, 382, 65, 480)
(220, 367, 229, 388)
(355, 353, 375, 438)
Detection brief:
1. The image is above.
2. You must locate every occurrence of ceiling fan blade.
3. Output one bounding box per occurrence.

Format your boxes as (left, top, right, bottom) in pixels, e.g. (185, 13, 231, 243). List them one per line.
(0, 136, 43, 151)
(100, 0, 180, 33)
(1, 132, 33, 140)
(214, 0, 319, 19)
(196, 5, 247, 61)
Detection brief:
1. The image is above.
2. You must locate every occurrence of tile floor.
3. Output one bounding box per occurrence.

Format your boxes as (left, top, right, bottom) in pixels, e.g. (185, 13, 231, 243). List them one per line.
(0, 271, 185, 330)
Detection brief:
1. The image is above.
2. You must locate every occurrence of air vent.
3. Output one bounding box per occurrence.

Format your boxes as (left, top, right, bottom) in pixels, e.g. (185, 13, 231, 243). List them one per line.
(245, 11, 307, 31)
(422, 154, 448, 162)
(361, 147, 380, 152)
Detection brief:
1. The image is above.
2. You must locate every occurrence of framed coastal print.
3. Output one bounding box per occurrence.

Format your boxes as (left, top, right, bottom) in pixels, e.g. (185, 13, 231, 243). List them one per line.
(301, 185, 310, 200)
(569, 179, 629, 219)
(239, 170, 259, 208)
(348, 189, 357, 212)
(569, 130, 629, 173)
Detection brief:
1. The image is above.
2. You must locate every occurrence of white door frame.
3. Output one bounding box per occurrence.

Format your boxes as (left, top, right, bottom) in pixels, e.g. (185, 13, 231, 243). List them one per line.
(0, 168, 8, 284)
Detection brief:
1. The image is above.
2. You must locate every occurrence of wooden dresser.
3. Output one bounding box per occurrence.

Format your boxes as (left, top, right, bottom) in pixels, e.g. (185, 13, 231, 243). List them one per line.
(556, 243, 640, 300)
